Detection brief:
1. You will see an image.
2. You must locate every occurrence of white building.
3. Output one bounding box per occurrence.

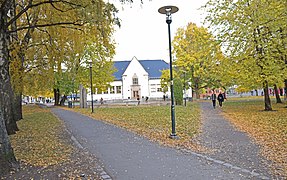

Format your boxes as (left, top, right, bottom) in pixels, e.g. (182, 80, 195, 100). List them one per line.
(90, 57, 171, 101)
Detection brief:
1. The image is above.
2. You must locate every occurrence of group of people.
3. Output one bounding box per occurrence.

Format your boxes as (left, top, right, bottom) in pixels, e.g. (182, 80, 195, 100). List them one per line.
(211, 91, 225, 108)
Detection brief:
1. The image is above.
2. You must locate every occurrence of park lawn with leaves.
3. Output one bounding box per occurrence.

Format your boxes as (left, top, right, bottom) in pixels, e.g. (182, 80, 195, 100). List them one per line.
(222, 99, 287, 177)
(10, 105, 72, 167)
(72, 103, 202, 150)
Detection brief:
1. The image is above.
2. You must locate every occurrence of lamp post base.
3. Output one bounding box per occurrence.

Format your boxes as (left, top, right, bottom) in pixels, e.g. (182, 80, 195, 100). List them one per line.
(169, 133, 179, 140)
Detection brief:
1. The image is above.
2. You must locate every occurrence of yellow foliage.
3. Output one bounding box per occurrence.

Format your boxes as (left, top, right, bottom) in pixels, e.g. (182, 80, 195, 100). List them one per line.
(222, 100, 287, 177)
(10, 105, 72, 167)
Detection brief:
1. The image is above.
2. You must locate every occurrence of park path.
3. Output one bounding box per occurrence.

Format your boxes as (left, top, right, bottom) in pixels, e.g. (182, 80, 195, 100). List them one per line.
(52, 107, 271, 180)
(195, 102, 273, 179)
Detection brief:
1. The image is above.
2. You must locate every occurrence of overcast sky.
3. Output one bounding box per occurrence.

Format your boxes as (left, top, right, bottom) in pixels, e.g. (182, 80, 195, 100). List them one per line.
(110, 0, 209, 61)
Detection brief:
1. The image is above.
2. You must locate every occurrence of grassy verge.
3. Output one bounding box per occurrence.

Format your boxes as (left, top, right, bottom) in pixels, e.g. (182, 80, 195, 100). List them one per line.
(222, 99, 287, 177)
(72, 103, 201, 150)
(10, 105, 72, 167)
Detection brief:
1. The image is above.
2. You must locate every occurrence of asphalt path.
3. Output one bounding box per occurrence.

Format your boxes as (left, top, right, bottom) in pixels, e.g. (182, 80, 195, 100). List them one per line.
(52, 108, 269, 180)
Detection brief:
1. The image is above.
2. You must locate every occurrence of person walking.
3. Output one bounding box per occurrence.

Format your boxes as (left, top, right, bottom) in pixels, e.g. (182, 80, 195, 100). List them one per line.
(217, 92, 224, 107)
(100, 97, 104, 105)
(211, 91, 217, 109)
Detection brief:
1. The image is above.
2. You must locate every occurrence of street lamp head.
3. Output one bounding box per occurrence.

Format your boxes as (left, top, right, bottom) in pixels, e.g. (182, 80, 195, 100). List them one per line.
(89, 61, 92, 68)
(158, 6, 178, 24)
(158, 5, 178, 15)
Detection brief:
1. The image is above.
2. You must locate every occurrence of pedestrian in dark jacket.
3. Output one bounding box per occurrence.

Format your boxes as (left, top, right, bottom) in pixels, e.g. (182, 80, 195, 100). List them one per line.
(211, 91, 217, 109)
(217, 92, 224, 107)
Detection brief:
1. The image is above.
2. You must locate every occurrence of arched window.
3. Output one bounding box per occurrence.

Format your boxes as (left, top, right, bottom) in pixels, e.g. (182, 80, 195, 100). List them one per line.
(132, 74, 138, 85)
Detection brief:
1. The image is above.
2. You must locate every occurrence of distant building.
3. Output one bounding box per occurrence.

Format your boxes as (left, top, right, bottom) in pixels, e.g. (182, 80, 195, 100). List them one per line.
(90, 57, 172, 101)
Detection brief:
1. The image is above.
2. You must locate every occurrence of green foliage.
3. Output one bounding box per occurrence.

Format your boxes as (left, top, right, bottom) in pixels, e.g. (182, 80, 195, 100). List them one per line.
(160, 69, 170, 93)
(7, 0, 119, 98)
(174, 78, 183, 105)
(204, 0, 287, 107)
(160, 69, 179, 94)
(172, 22, 225, 98)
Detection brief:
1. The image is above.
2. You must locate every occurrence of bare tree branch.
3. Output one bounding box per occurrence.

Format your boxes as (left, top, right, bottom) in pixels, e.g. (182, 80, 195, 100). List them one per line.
(8, 21, 85, 33)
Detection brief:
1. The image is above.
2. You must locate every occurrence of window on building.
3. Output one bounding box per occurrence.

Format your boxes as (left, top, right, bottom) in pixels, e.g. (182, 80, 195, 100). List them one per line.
(116, 86, 122, 94)
(157, 88, 162, 92)
(132, 74, 138, 85)
(132, 77, 138, 85)
(110, 86, 115, 94)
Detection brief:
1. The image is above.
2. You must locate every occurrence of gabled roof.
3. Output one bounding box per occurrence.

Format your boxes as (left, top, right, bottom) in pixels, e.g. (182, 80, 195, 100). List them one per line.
(113, 59, 169, 80)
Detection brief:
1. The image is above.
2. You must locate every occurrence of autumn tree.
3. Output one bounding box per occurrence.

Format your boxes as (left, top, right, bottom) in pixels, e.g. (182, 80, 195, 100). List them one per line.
(204, 0, 287, 110)
(0, 0, 130, 175)
(173, 22, 225, 99)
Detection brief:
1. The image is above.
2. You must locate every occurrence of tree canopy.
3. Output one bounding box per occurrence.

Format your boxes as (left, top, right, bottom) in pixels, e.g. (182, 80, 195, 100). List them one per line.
(204, 0, 287, 110)
(172, 22, 225, 99)
(0, 0, 131, 174)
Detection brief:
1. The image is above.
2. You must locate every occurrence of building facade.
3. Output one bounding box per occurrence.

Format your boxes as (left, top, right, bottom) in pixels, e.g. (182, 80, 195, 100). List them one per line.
(90, 57, 170, 101)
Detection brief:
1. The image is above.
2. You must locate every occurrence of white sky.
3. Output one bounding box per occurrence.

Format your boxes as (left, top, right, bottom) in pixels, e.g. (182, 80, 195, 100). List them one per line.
(110, 0, 209, 61)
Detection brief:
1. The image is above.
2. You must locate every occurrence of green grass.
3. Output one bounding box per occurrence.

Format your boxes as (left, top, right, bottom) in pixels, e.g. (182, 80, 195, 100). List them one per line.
(72, 103, 201, 149)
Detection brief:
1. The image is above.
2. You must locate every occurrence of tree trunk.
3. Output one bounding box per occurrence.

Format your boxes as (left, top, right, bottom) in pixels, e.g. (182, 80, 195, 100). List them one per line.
(0, 110, 18, 175)
(285, 79, 287, 101)
(13, 93, 23, 121)
(0, 2, 19, 174)
(195, 88, 200, 99)
(0, 19, 18, 135)
(255, 89, 258, 96)
(60, 95, 67, 106)
(263, 81, 272, 111)
(9, 0, 23, 122)
(54, 88, 60, 105)
(193, 79, 200, 100)
(274, 84, 282, 103)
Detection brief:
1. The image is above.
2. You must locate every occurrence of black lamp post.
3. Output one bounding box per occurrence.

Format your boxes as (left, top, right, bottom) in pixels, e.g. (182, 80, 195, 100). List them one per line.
(158, 5, 179, 139)
(89, 61, 94, 113)
(184, 71, 187, 107)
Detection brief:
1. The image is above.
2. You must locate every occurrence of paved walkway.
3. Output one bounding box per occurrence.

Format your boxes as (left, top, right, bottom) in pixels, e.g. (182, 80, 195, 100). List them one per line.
(52, 106, 272, 180)
(196, 102, 272, 178)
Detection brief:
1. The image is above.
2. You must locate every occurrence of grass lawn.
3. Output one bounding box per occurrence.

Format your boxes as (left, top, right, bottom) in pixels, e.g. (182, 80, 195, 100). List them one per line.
(222, 98, 287, 177)
(73, 103, 202, 150)
(10, 105, 72, 167)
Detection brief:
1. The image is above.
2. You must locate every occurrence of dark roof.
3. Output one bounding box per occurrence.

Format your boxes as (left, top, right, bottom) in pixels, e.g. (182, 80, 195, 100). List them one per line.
(113, 59, 169, 80)
(113, 61, 130, 81)
(139, 60, 169, 79)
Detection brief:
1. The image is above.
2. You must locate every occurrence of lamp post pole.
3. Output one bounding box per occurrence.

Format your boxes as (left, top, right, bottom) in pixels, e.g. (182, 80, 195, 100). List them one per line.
(184, 71, 187, 107)
(158, 5, 179, 139)
(89, 62, 94, 113)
